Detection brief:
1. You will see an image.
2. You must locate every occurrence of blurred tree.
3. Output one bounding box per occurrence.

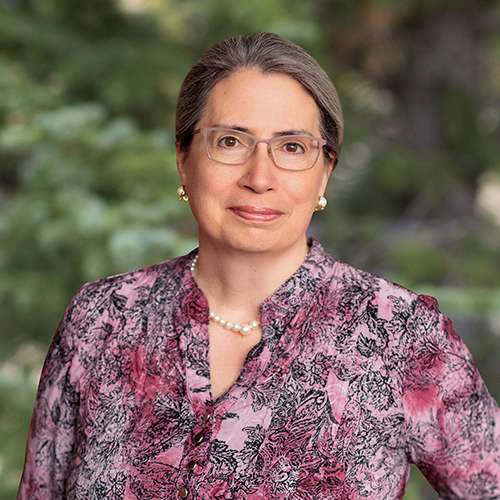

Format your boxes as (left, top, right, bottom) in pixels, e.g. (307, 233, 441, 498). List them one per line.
(315, 3, 500, 434)
(0, 5, 195, 495)
(0, 2, 195, 350)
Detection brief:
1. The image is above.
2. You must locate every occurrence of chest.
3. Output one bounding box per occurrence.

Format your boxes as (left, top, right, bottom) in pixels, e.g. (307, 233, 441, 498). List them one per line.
(70, 319, 409, 499)
(208, 322, 262, 400)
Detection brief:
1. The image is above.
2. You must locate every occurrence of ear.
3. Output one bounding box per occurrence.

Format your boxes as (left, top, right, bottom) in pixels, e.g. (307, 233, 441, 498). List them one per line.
(327, 152, 338, 176)
(319, 153, 336, 195)
(175, 141, 188, 185)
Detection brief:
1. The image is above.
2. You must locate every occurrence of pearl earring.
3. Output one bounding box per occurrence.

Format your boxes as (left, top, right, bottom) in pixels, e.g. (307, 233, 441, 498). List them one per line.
(177, 186, 189, 202)
(315, 195, 327, 211)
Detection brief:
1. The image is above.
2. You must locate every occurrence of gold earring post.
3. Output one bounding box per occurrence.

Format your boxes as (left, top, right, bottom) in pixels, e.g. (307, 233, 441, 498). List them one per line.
(315, 195, 327, 211)
(177, 186, 189, 202)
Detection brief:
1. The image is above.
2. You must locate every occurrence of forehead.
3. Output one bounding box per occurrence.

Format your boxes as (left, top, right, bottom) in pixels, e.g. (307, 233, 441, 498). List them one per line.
(200, 68, 321, 136)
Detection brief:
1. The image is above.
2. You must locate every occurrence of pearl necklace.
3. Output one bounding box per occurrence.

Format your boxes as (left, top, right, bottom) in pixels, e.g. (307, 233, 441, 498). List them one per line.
(190, 254, 261, 336)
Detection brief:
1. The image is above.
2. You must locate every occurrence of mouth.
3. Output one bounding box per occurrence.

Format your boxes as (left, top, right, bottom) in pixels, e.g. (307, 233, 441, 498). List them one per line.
(229, 205, 284, 222)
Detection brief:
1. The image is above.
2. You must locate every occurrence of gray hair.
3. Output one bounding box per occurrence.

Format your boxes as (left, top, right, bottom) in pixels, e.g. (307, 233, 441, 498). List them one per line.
(175, 32, 343, 163)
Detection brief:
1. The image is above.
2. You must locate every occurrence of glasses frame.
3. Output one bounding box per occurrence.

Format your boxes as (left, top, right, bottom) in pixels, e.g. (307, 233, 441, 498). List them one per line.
(194, 127, 328, 171)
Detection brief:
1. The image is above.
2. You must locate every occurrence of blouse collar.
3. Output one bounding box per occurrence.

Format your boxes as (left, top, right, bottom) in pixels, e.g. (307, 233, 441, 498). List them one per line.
(178, 237, 336, 332)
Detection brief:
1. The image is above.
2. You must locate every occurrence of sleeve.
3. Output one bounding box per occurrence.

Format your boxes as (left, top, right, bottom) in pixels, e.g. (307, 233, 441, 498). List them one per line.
(17, 288, 88, 500)
(403, 294, 500, 499)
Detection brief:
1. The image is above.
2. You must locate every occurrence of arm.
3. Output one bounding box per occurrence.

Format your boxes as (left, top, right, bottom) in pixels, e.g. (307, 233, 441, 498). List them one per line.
(17, 291, 85, 500)
(404, 294, 500, 499)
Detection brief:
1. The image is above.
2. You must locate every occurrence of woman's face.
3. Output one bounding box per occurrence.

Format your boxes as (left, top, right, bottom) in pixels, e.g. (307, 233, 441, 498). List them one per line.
(176, 68, 334, 256)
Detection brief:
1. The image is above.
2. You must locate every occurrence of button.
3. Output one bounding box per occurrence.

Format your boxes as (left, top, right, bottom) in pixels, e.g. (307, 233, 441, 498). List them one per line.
(193, 432, 204, 444)
(187, 459, 197, 471)
(179, 486, 189, 498)
(204, 411, 212, 422)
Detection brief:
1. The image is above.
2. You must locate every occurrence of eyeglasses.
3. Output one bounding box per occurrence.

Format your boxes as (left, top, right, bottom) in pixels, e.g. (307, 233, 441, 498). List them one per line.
(194, 127, 328, 171)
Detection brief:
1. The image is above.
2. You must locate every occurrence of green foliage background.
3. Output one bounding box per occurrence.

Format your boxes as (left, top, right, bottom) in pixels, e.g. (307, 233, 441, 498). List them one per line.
(1, 1, 500, 498)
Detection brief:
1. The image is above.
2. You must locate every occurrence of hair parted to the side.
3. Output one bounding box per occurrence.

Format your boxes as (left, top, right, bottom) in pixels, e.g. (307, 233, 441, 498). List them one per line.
(175, 32, 343, 164)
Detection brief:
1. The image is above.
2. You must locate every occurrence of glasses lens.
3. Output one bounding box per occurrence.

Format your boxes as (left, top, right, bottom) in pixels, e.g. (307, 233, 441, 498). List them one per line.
(201, 128, 323, 171)
(271, 136, 321, 170)
(204, 129, 252, 164)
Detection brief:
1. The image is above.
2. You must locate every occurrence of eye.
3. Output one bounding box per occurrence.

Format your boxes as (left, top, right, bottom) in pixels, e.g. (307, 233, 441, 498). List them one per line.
(279, 140, 306, 155)
(283, 141, 305, 154)
(217, 135, 241, 148)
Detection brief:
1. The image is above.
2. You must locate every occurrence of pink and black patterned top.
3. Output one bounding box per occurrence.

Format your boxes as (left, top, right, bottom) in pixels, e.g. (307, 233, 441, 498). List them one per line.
(18, 239, 500, 499)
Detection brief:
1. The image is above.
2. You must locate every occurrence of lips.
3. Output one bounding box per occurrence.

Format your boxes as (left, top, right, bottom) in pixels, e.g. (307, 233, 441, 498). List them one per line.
(229, 205, 284, 222)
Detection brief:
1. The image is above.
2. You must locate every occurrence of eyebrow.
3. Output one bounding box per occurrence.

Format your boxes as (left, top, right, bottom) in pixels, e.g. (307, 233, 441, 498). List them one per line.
(210, 123, 316, 138)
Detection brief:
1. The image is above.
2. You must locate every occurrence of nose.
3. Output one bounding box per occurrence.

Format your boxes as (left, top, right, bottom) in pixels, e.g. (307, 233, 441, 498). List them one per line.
(238, 142, 276, 194)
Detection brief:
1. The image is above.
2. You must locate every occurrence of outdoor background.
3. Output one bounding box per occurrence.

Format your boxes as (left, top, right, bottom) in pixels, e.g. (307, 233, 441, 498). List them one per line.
(1, 0, 500, 498)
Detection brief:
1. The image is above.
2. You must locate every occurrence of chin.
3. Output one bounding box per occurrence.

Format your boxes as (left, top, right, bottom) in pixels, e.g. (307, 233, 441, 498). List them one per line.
(221, 230, 304, 255)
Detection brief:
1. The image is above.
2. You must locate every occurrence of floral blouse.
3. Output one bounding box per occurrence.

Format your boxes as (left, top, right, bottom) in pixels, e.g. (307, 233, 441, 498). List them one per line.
(18, 239, 500, 499)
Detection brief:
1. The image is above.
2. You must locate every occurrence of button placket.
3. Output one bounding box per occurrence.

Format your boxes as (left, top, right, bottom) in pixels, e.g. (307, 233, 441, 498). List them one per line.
(180, 407, 213, 496)
(192, 408, 213, 446)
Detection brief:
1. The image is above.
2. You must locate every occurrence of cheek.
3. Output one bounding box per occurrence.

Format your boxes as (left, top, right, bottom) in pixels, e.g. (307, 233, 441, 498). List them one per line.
(179, 142, 210, 181)
(289, 177, 324, 207)
(188, 168, 232, 215)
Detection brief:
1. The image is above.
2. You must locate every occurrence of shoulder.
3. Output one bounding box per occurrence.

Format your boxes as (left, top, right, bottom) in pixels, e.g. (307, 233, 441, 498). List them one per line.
(312, 243, 419, 314)
(43, 253, 196, 379)
(329, 260, 465, 369)
(310, 240, 444, 342)
(309, 237, 418, 305)
(57, 253, 195, 348)
(81, 253, 190, 293)
(74, 253, 192, 311)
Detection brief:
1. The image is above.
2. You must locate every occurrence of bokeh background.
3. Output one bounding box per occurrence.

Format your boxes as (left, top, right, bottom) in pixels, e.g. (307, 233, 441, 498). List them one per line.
(1, 1, 500, 498)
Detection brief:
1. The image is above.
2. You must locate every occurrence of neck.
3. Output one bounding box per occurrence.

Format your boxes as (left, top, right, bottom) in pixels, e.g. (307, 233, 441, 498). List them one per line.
(192, 238, 309, 321)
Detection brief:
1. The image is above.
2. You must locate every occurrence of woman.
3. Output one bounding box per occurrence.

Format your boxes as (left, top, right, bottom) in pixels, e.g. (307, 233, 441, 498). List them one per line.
(19, 33, 500, 499)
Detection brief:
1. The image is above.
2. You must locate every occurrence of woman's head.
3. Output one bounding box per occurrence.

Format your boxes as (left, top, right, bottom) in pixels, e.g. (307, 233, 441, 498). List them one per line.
(176, 67, 333, 256)
(175, 32, 343, 163)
